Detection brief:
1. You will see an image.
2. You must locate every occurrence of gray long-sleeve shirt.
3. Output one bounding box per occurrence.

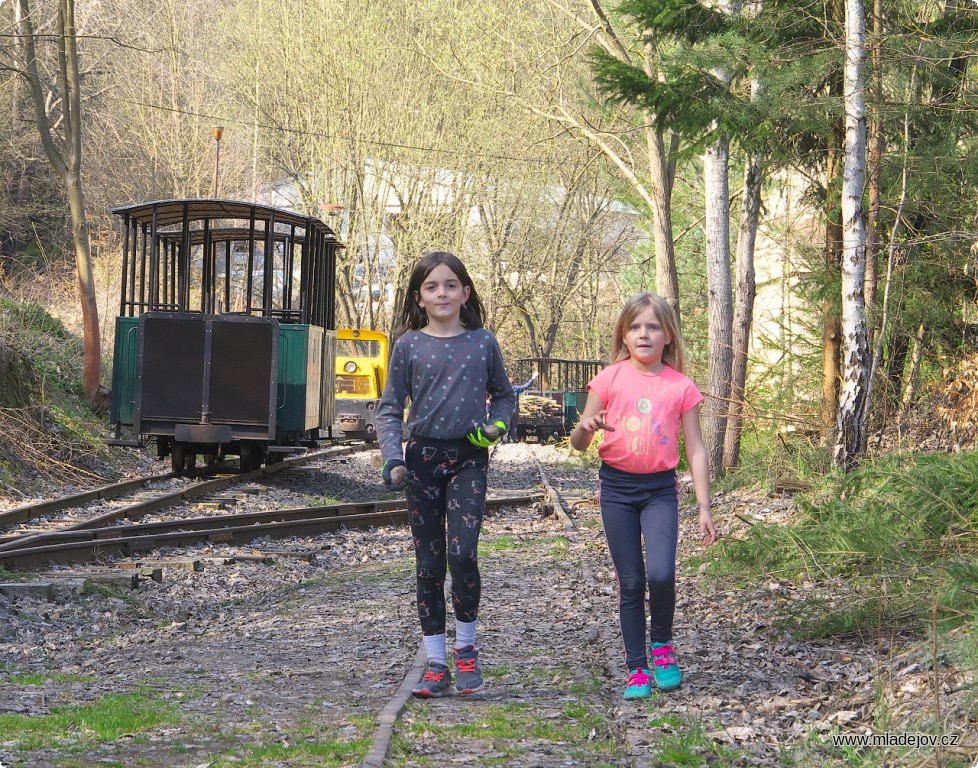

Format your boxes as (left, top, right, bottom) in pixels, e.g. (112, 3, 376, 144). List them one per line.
(375, 329, 516, 465)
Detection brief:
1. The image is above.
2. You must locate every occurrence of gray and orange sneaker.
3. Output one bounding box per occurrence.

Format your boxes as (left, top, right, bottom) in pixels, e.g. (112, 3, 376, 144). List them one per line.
(452, 645, 485, 694)
(412, 661, 452, 698)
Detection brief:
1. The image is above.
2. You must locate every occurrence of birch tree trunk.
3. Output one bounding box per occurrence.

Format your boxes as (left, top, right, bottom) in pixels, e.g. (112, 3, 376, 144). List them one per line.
(864, 0, 883, 323)
(835, 0, 870, 469)
(14, 0, 102, 407)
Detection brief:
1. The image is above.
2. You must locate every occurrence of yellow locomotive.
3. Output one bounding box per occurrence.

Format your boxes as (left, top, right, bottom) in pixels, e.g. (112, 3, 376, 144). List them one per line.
(332, 328, 388, 441)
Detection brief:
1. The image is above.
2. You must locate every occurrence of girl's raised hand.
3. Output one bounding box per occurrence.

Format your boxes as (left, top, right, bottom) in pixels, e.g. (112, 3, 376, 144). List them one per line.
(580, 409, 616, 434)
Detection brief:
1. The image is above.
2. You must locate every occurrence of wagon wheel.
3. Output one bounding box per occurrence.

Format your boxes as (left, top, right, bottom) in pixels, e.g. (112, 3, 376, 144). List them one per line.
(171, 442, 196, 475)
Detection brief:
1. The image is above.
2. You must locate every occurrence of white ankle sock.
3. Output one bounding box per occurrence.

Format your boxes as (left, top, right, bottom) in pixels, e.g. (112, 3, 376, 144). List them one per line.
(454, 620, 477, 650)
(423, 633, 447, 666)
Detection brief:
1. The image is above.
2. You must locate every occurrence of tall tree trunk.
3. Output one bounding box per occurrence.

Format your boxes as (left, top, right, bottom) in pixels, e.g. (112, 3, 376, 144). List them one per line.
(883, 328, 909, 411)
(585, 4, 682, 317)
(864, 0, 883, 325)
(645, 122, 680, 318)
(820, 120, 845, 445)
(15, 0, 103, 407)
(898, 322, 926, 418)
(722, 149, 763, 471)
(835, 0, 870, 469)
(820, 0, 847, 446)
(703, 0, 742, 472)
(703, 133, 733, 472)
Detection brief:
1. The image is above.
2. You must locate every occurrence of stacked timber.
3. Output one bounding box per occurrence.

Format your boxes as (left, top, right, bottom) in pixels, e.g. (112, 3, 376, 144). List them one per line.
(518, 395, 563, 423)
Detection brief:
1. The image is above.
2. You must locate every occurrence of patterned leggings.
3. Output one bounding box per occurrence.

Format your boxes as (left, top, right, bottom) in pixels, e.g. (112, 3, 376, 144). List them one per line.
(404, 436, 488, 636)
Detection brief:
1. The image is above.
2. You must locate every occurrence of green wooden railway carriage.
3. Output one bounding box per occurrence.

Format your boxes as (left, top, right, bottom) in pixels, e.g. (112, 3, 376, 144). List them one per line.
(512, 357, 605, 442)
(108, 199, 342, 474)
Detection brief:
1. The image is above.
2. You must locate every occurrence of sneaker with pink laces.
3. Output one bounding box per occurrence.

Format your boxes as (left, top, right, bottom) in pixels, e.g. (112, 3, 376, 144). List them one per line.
(650, 642, 682, 691)
(623, 667, 652, 700)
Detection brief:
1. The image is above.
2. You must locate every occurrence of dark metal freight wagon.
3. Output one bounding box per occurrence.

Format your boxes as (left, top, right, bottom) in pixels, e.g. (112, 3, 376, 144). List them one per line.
(108, 199, 342, 474)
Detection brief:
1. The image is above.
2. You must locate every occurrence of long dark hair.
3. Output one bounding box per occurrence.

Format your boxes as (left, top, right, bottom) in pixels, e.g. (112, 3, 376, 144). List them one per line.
(394, 251, 486, 334)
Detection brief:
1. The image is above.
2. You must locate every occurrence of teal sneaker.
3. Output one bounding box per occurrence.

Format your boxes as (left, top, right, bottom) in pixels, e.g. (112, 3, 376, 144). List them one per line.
(650, 642, 682, 691)
(623, 668, 652, 700)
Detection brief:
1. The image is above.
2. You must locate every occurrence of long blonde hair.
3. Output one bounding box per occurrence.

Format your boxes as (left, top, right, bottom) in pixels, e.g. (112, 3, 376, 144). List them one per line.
(611, 293, 686, 373)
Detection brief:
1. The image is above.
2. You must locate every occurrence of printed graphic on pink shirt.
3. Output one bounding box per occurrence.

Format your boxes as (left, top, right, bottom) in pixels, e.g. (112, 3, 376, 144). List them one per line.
(587, 361, 703, 474)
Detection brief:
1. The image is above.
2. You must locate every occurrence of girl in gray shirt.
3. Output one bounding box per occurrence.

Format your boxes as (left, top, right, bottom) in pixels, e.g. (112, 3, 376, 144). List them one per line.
(376, 251, 514, 698)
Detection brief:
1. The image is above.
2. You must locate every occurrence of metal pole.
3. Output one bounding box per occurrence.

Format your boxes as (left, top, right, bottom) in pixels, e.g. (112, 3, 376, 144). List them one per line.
(212, 126, 224, 197)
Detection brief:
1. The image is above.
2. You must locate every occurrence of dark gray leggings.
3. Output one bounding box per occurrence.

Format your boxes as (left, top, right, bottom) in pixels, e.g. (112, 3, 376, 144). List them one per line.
(598, 464, 679, 672)
(404, 436, 488, 636)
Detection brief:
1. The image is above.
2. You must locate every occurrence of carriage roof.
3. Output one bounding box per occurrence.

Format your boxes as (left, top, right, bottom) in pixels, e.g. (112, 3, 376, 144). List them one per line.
(111, 198, 340, 241)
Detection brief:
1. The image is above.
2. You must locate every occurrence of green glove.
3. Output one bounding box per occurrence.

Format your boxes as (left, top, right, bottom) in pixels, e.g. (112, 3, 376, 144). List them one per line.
(466, 420, 508, 448)
(382, 459, 408, 491)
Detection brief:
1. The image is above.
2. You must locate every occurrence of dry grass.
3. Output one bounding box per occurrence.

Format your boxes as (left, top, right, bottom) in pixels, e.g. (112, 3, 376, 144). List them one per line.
(0, 406, 111, 495)
(0, 273, 121, 497)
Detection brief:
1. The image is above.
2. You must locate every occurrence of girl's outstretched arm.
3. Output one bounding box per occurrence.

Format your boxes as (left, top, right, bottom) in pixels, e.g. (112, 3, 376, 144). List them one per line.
(680, 405, 717, 546)
(569, 391, 614, 451)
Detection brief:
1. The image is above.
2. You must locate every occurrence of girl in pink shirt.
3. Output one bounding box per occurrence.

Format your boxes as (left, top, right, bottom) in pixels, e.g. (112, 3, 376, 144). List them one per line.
(570, 293, 716, 700)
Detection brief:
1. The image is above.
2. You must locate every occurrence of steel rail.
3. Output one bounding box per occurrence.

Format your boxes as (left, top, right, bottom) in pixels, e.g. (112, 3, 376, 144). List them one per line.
(0, 446, 359, 549)
(0, 499, 404, 552)
(0, 494, 542, 571)
(0, 509, 409, 570)
(0, 473, 175, 528)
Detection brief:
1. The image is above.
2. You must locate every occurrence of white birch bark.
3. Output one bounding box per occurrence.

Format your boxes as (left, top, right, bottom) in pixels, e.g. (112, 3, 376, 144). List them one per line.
(835, 0, 870, 469)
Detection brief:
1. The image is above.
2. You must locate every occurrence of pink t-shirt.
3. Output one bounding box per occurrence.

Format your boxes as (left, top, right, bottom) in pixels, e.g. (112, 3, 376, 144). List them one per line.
(586, 360, 704, 474)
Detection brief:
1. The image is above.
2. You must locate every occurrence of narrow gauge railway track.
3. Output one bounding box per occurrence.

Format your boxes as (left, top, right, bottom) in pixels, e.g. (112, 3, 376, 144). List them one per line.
(0, 471, 177, 530)
(0, 493, 543, 571)
(360, 449, 582, 768)
(0, 445, 367, 565)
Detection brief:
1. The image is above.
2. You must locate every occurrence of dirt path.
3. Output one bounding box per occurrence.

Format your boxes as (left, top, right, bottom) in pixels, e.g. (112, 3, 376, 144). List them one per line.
(1, 443, 974, 768)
